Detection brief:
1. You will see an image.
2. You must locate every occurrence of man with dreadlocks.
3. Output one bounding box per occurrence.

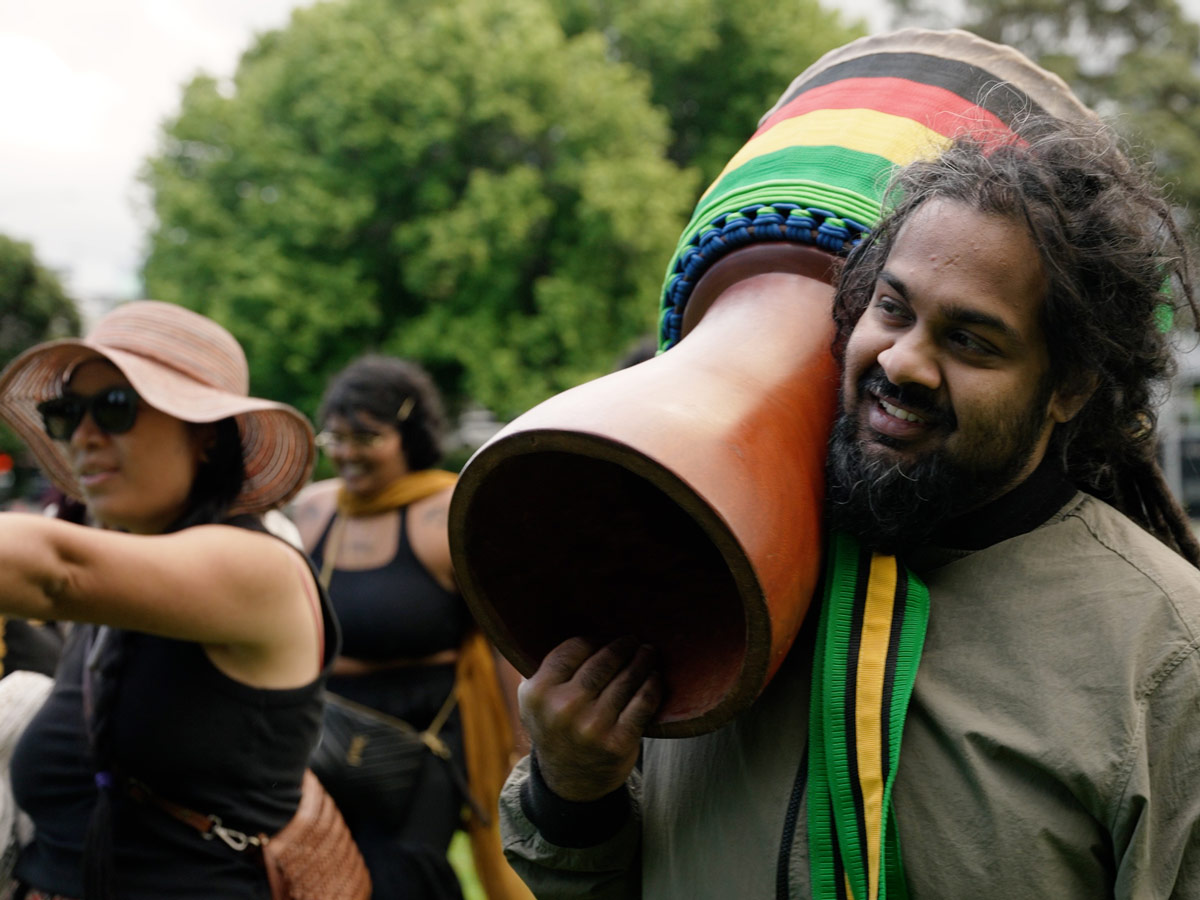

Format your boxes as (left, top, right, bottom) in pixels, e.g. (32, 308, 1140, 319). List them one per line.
(826, 129, 1200, 567)
(498, 29, 1200, 900)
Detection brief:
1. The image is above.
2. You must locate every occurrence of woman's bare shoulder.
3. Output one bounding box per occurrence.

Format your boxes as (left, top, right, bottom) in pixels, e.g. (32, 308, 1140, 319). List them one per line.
(409, 484, 454, 519)
(289, 479, 340, 550)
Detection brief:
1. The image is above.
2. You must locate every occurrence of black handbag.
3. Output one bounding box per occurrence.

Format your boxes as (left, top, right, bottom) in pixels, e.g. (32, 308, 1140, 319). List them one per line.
(309, 514, 463, 831)
(309, 689, 456, 832)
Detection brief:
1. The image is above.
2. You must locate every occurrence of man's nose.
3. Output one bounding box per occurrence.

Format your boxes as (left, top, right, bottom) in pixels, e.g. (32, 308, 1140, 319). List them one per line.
(876, 329, 942, 392)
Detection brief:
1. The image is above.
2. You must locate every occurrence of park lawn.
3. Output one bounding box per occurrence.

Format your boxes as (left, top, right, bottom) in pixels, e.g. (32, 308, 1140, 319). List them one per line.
(449, 830, 485, 900)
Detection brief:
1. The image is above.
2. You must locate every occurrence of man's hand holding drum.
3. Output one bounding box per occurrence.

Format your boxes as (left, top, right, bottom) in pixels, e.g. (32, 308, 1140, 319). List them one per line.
(519, 636, 661, 802)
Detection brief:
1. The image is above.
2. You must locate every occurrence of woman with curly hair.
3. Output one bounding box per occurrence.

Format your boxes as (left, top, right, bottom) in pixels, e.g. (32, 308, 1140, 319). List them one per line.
(293, 355, 527, 900)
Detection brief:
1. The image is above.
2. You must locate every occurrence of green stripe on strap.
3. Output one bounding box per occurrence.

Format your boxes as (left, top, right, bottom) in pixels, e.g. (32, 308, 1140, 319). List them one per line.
(809, 531, 930, 900)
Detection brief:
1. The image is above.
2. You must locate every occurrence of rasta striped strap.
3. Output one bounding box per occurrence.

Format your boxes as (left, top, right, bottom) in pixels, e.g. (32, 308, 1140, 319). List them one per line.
(808, 531, 931, 900)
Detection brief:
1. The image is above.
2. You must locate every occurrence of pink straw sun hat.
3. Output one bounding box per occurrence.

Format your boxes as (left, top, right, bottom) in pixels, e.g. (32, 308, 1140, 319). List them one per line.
(0, 300, 315, 515)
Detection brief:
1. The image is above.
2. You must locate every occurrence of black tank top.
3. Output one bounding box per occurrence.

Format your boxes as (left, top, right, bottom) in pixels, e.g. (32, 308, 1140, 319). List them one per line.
(310, 507, 469, 661)
(11, 547, 338, 899)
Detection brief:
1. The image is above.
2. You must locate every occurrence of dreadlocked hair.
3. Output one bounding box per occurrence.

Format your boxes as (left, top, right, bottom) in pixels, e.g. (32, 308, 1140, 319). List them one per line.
(82, 416, 248, 900)
(834, 115, 1200, 566)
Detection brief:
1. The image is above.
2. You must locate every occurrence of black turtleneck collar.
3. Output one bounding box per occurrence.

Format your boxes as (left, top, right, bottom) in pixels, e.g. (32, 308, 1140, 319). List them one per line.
(928, 456, 1079, 551)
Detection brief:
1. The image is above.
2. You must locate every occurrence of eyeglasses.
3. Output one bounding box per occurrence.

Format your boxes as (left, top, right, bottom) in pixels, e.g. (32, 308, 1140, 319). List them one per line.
(37, 387, 142, 441)
(315, 430, 388, 452)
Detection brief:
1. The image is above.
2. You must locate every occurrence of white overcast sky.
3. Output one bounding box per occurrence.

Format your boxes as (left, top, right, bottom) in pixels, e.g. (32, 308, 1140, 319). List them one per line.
(0, 0, 891, 326)
(0, 0, 311, 323)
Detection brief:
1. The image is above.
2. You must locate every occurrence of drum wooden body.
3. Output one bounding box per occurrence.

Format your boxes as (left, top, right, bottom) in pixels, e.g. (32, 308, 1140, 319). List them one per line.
(449, 246, 839, 737)
(449, 28, 1097, 737)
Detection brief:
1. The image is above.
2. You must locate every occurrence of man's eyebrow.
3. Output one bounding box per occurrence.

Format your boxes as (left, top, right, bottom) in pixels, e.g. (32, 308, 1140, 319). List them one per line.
(943, 304, 1025, 346)
(878, 270, 908, 297)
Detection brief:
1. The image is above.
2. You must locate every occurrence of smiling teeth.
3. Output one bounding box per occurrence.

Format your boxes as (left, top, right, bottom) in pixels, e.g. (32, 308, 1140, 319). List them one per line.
(880, 399, 926, 423)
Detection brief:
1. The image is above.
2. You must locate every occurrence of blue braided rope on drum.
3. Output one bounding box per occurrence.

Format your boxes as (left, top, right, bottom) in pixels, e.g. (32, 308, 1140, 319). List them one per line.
(657, 204, 870, 349)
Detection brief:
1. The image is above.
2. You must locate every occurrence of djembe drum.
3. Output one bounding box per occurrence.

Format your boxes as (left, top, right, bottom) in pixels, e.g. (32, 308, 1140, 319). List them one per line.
(449, 29, 1094, 737)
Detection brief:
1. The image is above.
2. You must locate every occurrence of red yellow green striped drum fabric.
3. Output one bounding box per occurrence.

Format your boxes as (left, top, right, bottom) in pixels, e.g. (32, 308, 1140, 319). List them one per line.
(657, 28, 1093, 350)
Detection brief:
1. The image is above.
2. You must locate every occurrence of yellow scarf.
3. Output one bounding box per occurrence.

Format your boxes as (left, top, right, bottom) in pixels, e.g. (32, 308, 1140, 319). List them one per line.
(331, 470, 534, 900)
(335, 469, 458, 516)
(456, 631, 534, 900)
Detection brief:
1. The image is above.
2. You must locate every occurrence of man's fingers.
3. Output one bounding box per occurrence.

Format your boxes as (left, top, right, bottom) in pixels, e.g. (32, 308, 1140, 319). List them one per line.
(520, 638, 597, 726)
(572, 645, 660, 744)
(616, 672, 664, 736)
(598, 644, 657, 712)
(520, 635, 659, 745)
(571, 636, 640, 696)
(521, 639, 662, 803)
(534, 636, 598, 684)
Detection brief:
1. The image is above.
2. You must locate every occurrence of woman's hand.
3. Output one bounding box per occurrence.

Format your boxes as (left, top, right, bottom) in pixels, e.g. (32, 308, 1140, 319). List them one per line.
(518, 636, 662, 802)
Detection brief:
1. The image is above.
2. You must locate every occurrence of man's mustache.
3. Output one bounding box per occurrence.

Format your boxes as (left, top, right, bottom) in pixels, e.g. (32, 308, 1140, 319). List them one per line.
(856, 369, 956, 429)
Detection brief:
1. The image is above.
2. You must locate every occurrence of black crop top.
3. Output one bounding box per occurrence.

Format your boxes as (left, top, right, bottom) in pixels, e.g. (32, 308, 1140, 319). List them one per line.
(310, 506, 469, 661)
(11, 548, 338, 900)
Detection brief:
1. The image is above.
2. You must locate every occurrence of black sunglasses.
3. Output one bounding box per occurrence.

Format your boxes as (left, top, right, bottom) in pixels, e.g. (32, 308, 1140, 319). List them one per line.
(37, 387, 142, 441)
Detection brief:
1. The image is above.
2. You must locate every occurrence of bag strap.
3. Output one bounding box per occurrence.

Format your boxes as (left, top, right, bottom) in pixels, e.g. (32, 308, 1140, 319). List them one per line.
(324, 688, 459, 759)
(317, 514, 346, 593)
(125, 777, 265, 853)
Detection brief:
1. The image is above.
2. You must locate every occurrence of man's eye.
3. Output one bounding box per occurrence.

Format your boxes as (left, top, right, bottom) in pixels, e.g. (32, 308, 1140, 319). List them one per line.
(874, 295, 907, 318)
(950, 331, 995, 355)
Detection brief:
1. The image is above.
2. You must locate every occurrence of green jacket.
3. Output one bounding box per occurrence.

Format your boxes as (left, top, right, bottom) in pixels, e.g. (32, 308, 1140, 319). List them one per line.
(501, 493, 1200, 898)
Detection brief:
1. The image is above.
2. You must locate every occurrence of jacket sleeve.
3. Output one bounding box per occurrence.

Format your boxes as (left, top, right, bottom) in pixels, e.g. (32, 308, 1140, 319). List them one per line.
(499, 754, 644, 900)
(1112, 645, 1200, 898)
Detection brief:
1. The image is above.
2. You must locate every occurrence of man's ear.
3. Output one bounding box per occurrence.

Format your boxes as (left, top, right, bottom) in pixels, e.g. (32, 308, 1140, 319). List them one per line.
(1048, 373, 1099, 424)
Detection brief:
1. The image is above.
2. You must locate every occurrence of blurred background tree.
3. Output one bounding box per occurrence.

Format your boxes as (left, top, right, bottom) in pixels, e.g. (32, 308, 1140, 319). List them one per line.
(0, 234, 80, 501)
(549, 0, 863, 185)
(140, 0, 865, 423)
(889, 0, 1200, 238)
(142, 0, 694, 422)
(0, 234, 80, 367)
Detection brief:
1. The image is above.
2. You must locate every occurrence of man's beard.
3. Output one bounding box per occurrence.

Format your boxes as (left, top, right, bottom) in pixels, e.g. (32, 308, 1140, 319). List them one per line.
(825, 370, 1051, 555)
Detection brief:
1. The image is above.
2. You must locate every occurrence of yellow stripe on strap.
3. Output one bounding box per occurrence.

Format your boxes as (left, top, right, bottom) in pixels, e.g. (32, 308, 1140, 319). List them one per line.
(700, 108, 951, 201)
(854, 554, 898, 900)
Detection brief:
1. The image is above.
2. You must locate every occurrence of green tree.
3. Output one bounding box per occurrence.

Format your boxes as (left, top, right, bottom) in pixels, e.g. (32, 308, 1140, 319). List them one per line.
(550, 0, 866, 185)
(889, 0, 1200, 237)
(0, 234, 80, 368)
(141, 0, 698, 420)
(0, 234, 81, 497)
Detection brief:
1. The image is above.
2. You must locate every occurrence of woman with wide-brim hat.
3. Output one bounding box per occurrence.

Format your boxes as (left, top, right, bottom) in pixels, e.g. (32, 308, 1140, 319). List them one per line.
(0, 301, 341, 900)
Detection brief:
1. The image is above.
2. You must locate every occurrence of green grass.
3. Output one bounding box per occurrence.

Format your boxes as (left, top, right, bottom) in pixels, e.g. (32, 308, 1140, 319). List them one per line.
(448, 830, 486, 900)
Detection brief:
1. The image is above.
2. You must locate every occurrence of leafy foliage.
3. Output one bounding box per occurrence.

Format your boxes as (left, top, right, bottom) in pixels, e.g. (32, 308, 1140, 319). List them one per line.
(889, 0, 1200, 238)
(142, 0, 697, 419)
(0, 234, 80, 494)
(0, 234, 80, 369)
(550, 0, 866, 185)
(141, 0, 867, 421)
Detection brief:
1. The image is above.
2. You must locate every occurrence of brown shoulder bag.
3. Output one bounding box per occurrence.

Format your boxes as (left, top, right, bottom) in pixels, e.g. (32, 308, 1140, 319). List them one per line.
(129, 769, 371, 900)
